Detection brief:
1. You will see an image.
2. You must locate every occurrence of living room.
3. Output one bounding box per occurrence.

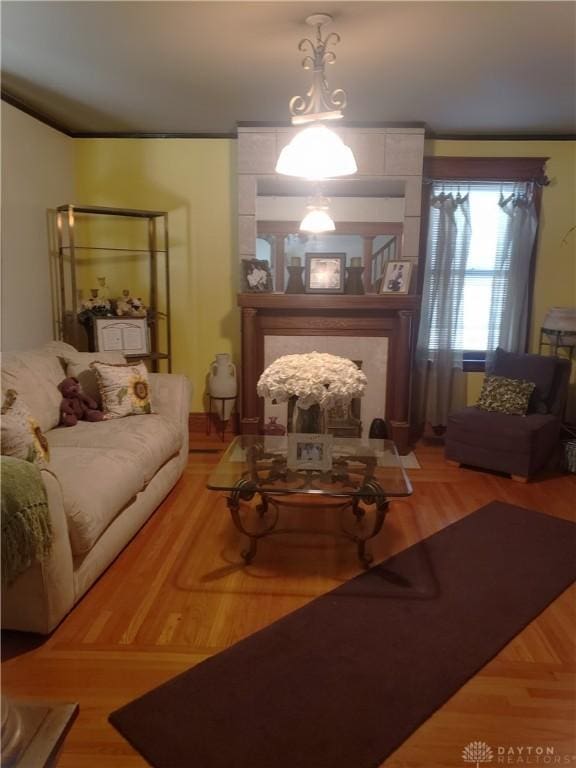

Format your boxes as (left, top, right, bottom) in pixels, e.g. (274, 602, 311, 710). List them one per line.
(1, 2, 575, 767)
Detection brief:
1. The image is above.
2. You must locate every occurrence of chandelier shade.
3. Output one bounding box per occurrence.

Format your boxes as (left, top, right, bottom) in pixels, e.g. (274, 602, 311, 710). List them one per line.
(299, 191, 336, 233)
(275, 123, 357, 180)
(299, 208, 336, 233)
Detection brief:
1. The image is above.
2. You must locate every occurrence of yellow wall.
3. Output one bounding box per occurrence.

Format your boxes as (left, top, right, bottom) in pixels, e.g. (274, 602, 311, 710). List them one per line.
(74, 139, 238, 411)
(1, 103, 74, 350)
(74, 136, 575, 414)
(426, 140, 576, 407)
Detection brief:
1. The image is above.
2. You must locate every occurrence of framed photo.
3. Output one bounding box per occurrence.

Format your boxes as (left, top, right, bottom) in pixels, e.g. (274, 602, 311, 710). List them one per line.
(379, 261, 413, 295)
(94, 317, 149, 354)
(287, 433, 333, 471)
(241, 258, 273, 293)
(305, 253, 345, 294)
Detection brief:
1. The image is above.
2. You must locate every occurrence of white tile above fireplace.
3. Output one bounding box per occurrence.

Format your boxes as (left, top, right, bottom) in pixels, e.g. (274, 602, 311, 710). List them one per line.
(263, 335, 389, 437)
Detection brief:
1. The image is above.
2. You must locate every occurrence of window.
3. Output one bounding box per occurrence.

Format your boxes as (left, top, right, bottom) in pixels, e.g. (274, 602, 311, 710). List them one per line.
(427, 181, 519, 352)
(422, 157, 547, 370)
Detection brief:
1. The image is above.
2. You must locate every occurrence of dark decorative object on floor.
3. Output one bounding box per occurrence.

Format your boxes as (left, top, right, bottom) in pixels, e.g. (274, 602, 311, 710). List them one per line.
(368, 417, 389, 439)
(109, 502, 576, 768)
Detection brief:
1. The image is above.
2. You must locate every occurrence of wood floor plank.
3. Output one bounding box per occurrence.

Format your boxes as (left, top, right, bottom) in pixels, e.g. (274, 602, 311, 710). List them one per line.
(2, 439, 575, 767)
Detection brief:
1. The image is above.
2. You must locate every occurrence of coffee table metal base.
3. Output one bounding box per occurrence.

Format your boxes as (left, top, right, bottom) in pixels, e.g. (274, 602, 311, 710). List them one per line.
(226, 479, 390, 568)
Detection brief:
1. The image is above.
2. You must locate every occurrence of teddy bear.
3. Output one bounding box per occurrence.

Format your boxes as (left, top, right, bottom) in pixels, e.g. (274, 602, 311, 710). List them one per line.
(58, 377, 106, 427)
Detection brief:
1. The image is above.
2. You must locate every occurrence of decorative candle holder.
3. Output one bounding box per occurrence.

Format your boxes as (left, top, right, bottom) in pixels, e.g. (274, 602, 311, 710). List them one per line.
(344, 265, 365, 295)
(285, 265, 306, 294)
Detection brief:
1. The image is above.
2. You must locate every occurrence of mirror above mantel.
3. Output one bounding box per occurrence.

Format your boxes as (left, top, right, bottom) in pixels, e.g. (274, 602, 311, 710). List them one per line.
(255, 176, 406, 294)
(237, 125, 425, 298)
(256, 223, 404, 294)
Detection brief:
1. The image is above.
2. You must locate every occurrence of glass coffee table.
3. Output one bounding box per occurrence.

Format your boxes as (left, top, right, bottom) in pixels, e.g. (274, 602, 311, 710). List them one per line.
(207, 435, 413, 568)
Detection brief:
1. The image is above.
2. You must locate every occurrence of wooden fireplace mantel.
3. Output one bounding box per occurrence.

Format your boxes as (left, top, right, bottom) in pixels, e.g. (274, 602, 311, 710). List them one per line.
(237, 293, 421, 454)
(237, 293, 420, 312)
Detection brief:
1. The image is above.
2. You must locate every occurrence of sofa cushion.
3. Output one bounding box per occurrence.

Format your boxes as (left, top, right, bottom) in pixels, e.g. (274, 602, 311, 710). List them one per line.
(91, 360, 153, 418)
(1, 345, 66, 432)
(1, 390, 50, 466)
(61, 351, 127, 407)
(48, 446, 147, 555)
(46, 414, 181, 484)
(476, 375, 535, 416)
(492, 347, 558, 414)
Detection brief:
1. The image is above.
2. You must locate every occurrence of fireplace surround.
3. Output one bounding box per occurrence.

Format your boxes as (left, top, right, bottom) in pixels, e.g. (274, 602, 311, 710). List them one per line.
(238, 294, 418, 454)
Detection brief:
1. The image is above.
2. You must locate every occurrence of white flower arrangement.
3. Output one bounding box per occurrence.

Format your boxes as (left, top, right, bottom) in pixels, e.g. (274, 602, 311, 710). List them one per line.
(257, 352, 367, 411)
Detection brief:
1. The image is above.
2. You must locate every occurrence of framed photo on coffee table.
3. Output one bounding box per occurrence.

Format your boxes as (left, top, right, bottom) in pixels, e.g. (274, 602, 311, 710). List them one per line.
(287, 433, 333, 471)
(305, 254, 345, 294)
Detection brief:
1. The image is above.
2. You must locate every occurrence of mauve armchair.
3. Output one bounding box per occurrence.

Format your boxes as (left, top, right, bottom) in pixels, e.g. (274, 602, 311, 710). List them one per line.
(445, 348, 571, 481)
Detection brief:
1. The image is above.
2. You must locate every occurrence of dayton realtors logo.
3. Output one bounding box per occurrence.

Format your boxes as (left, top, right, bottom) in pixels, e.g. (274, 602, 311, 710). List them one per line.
(462, 741, 576, 765)
(462, 741, 494, 767)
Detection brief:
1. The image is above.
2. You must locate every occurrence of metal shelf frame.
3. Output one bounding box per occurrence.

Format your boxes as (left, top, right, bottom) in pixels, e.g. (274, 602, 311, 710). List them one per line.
(53, 204, 172, 372)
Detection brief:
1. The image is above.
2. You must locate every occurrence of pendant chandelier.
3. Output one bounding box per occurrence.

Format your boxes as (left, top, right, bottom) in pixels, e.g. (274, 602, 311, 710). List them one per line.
(299, 190, 336, 233)
(275, 14, 358, 182)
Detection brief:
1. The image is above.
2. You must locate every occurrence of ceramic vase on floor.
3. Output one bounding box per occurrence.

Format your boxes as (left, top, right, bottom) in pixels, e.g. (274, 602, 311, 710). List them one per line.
(208, 353, 237, 421)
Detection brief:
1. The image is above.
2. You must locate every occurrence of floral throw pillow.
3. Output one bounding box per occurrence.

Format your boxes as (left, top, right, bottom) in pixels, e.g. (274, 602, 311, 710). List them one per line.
(91, 361, 153, 418)
(476, 375, 535, 416)
(1, 389, 50, 466)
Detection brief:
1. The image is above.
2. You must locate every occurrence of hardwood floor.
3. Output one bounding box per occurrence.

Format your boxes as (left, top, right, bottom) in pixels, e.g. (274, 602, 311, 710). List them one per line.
(2, 437, 575, 767)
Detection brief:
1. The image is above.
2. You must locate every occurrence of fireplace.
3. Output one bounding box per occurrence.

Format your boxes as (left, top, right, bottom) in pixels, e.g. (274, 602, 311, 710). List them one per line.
(263, 339, 387, 439)
(238, 293, 418, 454)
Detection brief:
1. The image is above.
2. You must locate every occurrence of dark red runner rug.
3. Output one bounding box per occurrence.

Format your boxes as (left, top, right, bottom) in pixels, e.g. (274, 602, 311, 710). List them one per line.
(109, 502, 576, 768)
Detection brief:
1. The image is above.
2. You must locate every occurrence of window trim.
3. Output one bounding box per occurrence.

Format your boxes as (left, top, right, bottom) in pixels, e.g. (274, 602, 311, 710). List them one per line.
(420, 156, 548, 372)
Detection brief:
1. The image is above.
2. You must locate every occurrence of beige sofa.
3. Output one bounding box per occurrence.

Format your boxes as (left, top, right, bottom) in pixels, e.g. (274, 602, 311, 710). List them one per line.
(1, 341, 191, 634)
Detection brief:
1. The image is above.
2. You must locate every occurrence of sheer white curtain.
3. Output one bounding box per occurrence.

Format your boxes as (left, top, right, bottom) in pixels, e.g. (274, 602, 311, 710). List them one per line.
(415, 192, 471, 429)
(487, 187, 538, 352)
(415, 181, 539, 431)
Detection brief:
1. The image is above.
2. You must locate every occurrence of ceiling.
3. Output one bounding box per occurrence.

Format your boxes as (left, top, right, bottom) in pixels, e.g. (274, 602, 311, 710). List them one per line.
(2, 1, 575, 137)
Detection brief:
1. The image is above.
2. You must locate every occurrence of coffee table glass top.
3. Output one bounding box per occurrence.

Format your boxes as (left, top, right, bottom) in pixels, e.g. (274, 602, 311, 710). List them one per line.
(207, 435, 413, 498)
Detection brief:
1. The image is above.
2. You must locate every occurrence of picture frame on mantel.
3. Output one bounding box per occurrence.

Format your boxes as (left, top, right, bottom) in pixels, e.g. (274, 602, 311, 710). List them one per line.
(380, 261, 413, 295)
(305, 253, 345, 294)
(241, 258, 273, 293)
